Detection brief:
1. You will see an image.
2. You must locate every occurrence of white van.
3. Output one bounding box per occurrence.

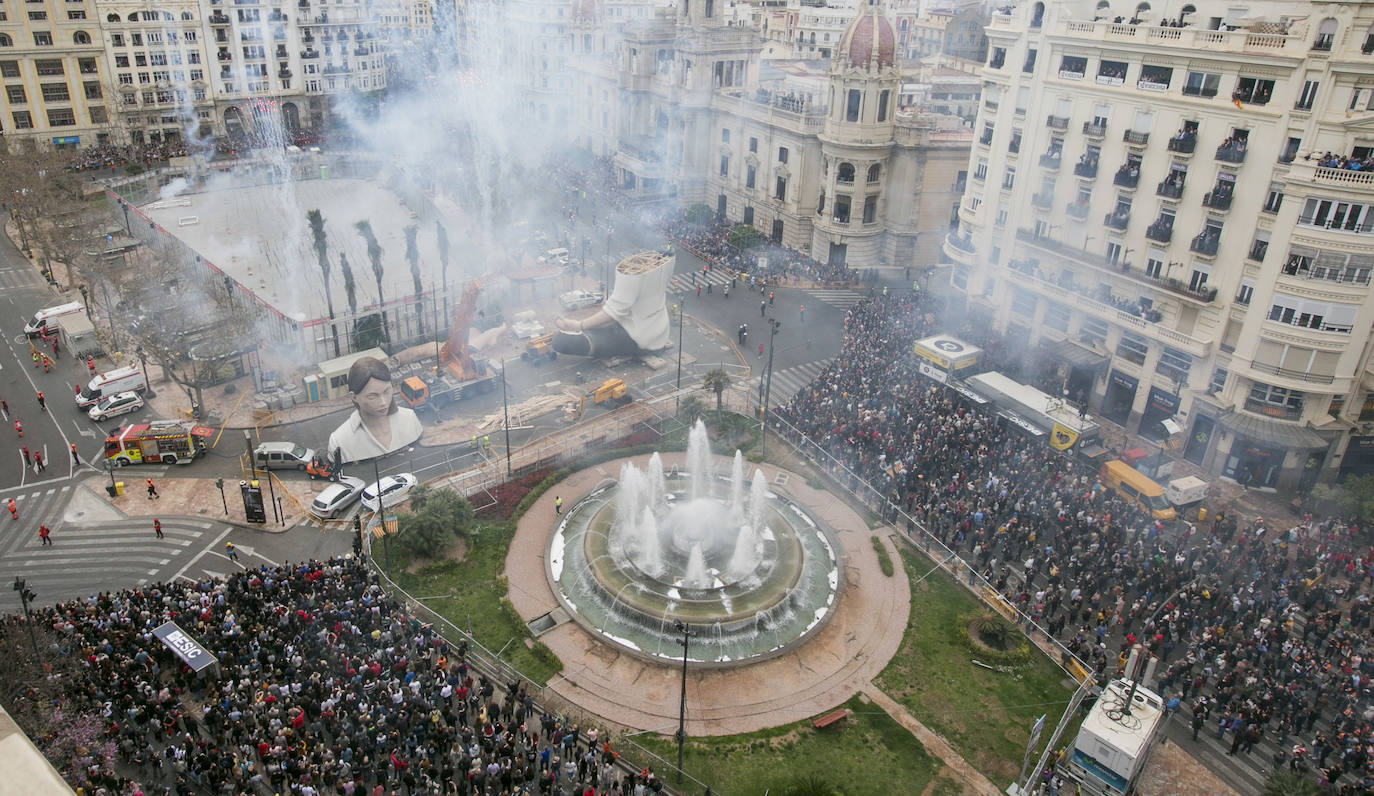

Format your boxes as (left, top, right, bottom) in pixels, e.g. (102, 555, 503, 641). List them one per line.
(539, 247, 571, 267)
(76, 364, 147, 409)
(25, 301, 85, 337)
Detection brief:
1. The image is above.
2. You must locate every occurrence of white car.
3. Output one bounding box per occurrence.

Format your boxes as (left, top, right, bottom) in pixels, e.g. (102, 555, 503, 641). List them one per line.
(309, 476, 367, 520)
(360, 473, 418, 513)
(559, 290, 604, 311)
(88, 391, 144, 421)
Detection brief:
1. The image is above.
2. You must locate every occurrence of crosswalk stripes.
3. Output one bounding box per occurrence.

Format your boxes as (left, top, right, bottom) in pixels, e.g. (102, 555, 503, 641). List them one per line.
(0, 267, 47, 290)
(0, 513, 220, 609)
(668, 268, 732, 294)
(749, 359, 831, 406)
(803, 288, 867, 310)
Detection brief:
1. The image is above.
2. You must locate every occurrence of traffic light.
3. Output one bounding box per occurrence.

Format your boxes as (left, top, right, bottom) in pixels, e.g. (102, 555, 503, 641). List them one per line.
(12, 577, 35, 604)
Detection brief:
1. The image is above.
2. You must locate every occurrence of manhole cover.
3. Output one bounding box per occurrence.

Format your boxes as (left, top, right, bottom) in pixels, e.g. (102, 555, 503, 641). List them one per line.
(773, 472, 790, 486)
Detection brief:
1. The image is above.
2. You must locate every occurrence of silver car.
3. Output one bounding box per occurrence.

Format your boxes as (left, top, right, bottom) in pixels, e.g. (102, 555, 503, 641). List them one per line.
(309, 476, 366, 520)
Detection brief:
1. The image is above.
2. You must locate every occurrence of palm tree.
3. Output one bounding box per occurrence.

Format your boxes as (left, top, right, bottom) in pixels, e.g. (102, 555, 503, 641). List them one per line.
(354, 220, 389, 344)
(404, 224, 423, 336)
(1262, 770, 1322, 796)
(702, 367, 731, 411)
(779, 774, 840, 796)
(435, 220, 451, 316)
(339, 251, 358, 316)
(306, 209, 340, 356)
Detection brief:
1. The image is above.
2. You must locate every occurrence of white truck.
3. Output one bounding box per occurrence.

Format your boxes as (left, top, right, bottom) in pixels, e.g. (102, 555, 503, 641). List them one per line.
(1163, 475, 1208, 508)
(1061, 679, 1166, 796)
(76, 364, 148, 409)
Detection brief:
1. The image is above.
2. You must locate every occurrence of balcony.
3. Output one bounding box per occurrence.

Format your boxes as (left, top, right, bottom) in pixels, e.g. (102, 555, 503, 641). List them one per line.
(1156, 180, 1184, 199)
(1046, 114, 1069, 131)
(978, 131, 993, 146)
(1201, 190, 1232, 210)
(1104, 211, 1130, 230)
(946, 232, 975, 254)
(1243, 396, 1303, 420)
(1215, 143, 1247, 164)
(1032, 191, 1054, 209)
(1248, 240, 1268, 262)
(1250, 361, 1335, 385)
(1113, 166, 1139, 188)
(278, 69, 292, 78)
(1190, 231, 1220, 256)
(354, 47, 370, 56)
(300, 49, 319, 58)
(1145, 221, 1173, 243)
(1122, 130, 1149, 146)
(1073, 160, 1098, 178)
(1082, 121, 1106, 138)
(1039, 152, 1062, 169)
(210, 13, 230, 23)
(269, 11, 287, 20)
(217, 52, 232, 61)
(1167, 134, 1197, 154)
(1066, 201, 1090, 219)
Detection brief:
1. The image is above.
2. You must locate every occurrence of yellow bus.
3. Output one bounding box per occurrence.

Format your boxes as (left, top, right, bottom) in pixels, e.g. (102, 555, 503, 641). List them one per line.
(1099, 460, 1176, 521)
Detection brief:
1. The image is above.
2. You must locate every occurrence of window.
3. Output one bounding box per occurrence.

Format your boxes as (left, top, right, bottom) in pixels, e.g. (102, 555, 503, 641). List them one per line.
(46, 108, 75, 126)
(1145, 249, 1165, 279)
(1183, 70, 1220, 97)
(742, 206, 753, 225)
(1296, 81, 1320, 111)
(1209, 367, 1228, 394)
(719, 155, 728, 177)
(1329, 395, 1345, 419)
(867, 164, 881, 184)
(778, 146, 788, 164)
(1233, 77, 1274, 104)
(1157, 347, 1193, 383)
(11, 110, 32, 128)
(1267, 293, 1357, 333)
(1265, 183, 1285, 213)
(1044, 301, 1071, 332)
(775, 176, 786, 201)
(1299, 197, 1374, 233)
(1023, 48, 1037, 73)
(28, 11, 46, 20)
(4, 85, 21, 103)
(1248, 383, 1304, 418)
(846, 89, 861, 122)
(1011, 288, 1038, 317)
(89, 107, 105, 123)
(1313, 18, 1337, 51)
(863, 194, 878, 224)
(33, 32, 53, 46)
(40, 83, 69, 102)
(111, 34, 124, 47)
(0, 61, 17, 77)
(1117, 331, 1150, 365)
(1138, 65, 1172, 90)
(1002, 167, 1015, 190)
(115, 55, 129, 67)
(1081, 316, 1109, 345)
(73, 30, 90, 45)
(117, 73, 132, 85)
(745, 165, 756, 189)
(748, 136, 757, 153)
(721, 127, 730, 143)
(878, 89, 889, 122)
(1236, 279, 1255, 306)
(974, 158, 988, 181)
(980, 122, 994, 145)
(833, 194, 851, 224)
(1059, 55, 1086, 79)
(837, 162, 855, 184)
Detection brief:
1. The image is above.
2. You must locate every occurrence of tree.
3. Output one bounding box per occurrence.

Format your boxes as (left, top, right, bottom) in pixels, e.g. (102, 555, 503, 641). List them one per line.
(1333, 473, 1374, 522)
(728, 224, 762, 250)
(436, 220, 451, 314)
(685, 203, 713, 226)
(1262, 770, 1322, 796)
(678, 394, 704, 425)
(354, 220, 389, 345)
(405, 224, 424, 337)
(702, 367, 731, 411)
(398, 486, 476, 558)
(340, 251, 358, 315)
(307, 208, 340, 356)
(778, 774, 841, 796)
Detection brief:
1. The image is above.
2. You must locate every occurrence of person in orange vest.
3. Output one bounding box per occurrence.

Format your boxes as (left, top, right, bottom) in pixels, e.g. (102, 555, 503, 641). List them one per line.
(31, 350, 39, 368)
(35, 391, 44, 412)
(37, 525, 50, 546)
(41, 354, 50, 373)
(8, 499, 17, 520)
(14, 419, 22, 437)
(70, 442, 79, 466)
(146, 478, 159, 500)
(86, 355, 96, 376)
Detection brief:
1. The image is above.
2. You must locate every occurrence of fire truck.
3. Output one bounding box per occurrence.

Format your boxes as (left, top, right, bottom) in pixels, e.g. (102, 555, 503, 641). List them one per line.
(104, 420, 214, 466)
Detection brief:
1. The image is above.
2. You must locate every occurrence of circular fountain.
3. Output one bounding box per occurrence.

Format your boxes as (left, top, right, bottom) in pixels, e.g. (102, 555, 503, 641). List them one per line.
(547, 421, 841, 665)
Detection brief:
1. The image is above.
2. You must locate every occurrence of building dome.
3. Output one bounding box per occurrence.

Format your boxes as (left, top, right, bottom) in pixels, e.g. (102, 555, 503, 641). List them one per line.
(838, 1, 896, 70)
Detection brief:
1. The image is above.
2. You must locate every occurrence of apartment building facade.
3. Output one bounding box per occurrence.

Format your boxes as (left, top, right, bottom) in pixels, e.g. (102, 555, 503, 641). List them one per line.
(0, 0, 110, 147)
(944, 0, 1374, 488)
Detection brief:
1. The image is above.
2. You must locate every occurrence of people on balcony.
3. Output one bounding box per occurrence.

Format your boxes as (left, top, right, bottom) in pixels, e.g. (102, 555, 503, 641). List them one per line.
(1309, 151, 1374, 171)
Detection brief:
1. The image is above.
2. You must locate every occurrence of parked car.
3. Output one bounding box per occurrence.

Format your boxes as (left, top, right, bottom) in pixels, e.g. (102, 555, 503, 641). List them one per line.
(559, 289, 604, 311)
(254, 441, 316, 470)
(88, 391, 144, 422)
(361, 473, 418, 513)
(309, 476, 367, 520)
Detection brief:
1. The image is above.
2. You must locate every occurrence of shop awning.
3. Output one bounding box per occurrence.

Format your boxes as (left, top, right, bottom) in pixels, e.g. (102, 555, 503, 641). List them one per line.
(1043, 338, 1109, 370)
(1216, 411, 1327, 450)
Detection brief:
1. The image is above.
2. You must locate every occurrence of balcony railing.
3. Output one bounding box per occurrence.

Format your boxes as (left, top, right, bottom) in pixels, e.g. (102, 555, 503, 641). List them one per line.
(1145, 221, 1173, 243)
(1297, 214, 1374, 234)
(210, 13, 230, 23)
(1311, 166, 1374, 187)
(978, 132, 993, 146)
(1156, 180, 1184, 199)
(1073, 161, 1098, 178)
(946, 232, 975, 254)
(1190, 231, 1221, 255)
(1046, 114, 1069, 130)
(1250, 361, 1335, 385)
(1104, 211, 1130, 230)
(1201, 190, 1232, 210)
(1082, 121, 1106, 137)
(1066, 201, 1090, 219)
(300, 49, 319, 58)
(1248, 241, 1268, 262)
(1039, 153, 1062, 169)
(1243, 397, 1303, 420)
(1167, 135, 1197, 154)
(1031, 191, 1053, 209)
(1113, 167, 1139, 188)
(1215, 144, 1247, 163)
(1009, 139, 1020, 154)
(1123, 130, 1150, 146)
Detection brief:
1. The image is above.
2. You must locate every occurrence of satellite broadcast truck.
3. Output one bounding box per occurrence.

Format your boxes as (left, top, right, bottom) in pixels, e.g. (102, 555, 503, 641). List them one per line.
(104, 420, 213, 465)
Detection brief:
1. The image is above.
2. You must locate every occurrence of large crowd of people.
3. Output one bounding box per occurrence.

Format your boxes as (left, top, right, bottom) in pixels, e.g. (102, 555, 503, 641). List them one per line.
(2, 558, 659, 795)
(776, 291, 1374, 793)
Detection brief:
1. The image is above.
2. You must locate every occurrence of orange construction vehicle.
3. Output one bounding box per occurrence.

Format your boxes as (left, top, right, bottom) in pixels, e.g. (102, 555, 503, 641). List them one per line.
(400, 281, 497, 412)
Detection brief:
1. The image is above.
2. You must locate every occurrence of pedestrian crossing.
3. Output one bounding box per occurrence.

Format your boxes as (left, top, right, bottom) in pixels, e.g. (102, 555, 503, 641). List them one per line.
(0, 267, 48, 291)
(665, 268, 868, 311)
(0, 499, 223, 609)
(803, 288, 867, 310)
(751, 359, 831, 406)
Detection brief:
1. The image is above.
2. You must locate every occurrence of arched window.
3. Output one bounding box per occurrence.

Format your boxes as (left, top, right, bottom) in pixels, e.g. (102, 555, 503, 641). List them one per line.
(73, 31, 91, 45)
(105, 13, 119, 22)
(1315, 18, 1338, 51)
(837, 162, 855, 184)
(0, 33, 10, 47)
(867, 164, 881, 183)
(1031, 2, 1045, 27)
(181, 11, 193, 20)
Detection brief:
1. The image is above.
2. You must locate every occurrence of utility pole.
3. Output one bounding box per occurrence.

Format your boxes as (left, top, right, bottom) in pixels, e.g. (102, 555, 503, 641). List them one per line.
(372, 458, 390, 576)
(244, 429, 256, 479)
(759, 318, 781, 459)
(673, 620, 694, 784)
(433, 283, 442, 369)
(674, 297, 685, 416)
(501, 358, 512, 478)
(12, 578, 40, 660)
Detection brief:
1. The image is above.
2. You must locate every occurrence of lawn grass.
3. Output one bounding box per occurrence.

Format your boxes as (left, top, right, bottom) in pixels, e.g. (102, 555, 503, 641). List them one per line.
(630, 694, 945, 795)
(875, 546, 1076, 784)
(382, 517, 564, 685)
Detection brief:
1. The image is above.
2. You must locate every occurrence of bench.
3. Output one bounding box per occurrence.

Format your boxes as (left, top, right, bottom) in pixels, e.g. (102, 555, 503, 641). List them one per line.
(812, 708, 851, 729)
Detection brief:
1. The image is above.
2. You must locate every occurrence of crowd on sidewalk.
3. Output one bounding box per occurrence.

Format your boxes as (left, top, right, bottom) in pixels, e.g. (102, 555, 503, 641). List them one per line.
(2, 558, 660, 796)
(776, 291, 1374, 793)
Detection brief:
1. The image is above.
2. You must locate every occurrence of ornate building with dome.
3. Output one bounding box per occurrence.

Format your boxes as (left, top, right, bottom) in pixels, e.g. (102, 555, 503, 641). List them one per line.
(562, 0, 972, 271)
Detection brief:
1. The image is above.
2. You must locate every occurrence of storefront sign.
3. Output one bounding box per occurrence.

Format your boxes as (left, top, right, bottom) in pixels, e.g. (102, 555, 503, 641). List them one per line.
(152, 621, 218, 672)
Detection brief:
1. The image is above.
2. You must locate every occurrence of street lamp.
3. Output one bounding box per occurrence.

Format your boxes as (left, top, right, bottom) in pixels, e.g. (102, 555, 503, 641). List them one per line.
(759, 318, 782, 459)
(501, 358, 512, 477)
(674, 297, 685, 416)
(12, 578, 40, 660)
(372, 458, 391, 576)
(673, 619, 694, 784)
(244, 429, 256, 479)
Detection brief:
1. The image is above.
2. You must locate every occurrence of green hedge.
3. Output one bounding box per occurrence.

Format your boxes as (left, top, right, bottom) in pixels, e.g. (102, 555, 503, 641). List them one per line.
(872, 535, 895, 577)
